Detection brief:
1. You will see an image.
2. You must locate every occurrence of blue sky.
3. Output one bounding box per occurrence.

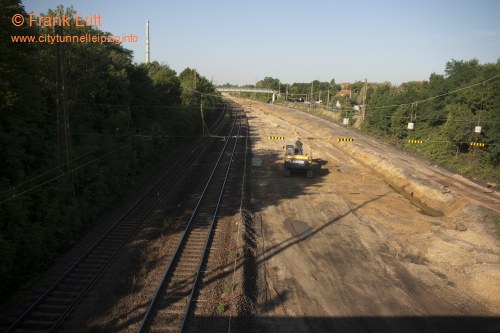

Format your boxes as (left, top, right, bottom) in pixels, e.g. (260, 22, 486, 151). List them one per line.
(23, 0, 500, 85)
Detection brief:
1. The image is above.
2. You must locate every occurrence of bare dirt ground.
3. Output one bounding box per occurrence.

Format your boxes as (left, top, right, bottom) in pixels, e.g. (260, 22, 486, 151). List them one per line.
(229, 96, 500, 333)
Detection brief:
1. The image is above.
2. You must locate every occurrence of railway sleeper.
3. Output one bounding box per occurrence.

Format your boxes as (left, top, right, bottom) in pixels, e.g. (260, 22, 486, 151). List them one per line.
(188, 228, 210, 235)
(80, 261, 106, 269)
(108, 229, 133, 238)
(163, 294, 186, 301)
(178, 256, 202, 263)
(120, 217, 145, 225)
(180, 245, 204, 253)
(165, 283, 192, 294)
(85, 254, 109, 261)
(7, 329, 35, 333)
(193, 213, 213, 221)
(173, 265, 199, 275)
(97, 239, 125, 247)
(29, 310, 61, 321)
(174, 265, 199, 274)
(19, 319, 54, 330)
(44, 296, 73, 305)
(57, 283, 85, 293)
(157, 304, 186, 315)
(190, 222, 211, 229)
(37, 303, 68, 312)
(50, 290, 80, 299)
(89, 246, 116, 255)
(110, 223, 136, 231)
(180, 248, 205, 256)
(72, 266, 98, 275)
(186, 233, 209, 240)
(166, 281, 194, 294)
(150, 323, 180, 333)
(72, 267, 101, 276)
(170, 273, 195, 281)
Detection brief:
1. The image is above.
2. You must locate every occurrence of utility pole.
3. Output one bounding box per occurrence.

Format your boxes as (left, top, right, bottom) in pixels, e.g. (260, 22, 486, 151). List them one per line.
(145, 19, 150, 64)
(310, 81, 313, 107)
(200, 94, 209, 136)
(200, 95, 204, 136)
(55, 24, 75, 196)
(358, 78, 368, 121)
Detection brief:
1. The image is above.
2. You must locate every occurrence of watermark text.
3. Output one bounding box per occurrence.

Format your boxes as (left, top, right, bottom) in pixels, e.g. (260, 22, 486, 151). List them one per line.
(11, 33, 139, 45)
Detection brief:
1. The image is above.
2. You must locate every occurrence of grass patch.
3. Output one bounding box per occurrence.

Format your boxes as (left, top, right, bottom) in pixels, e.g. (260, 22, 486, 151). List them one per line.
(216, 303, 226, 315)
(161, 217, 172, 234)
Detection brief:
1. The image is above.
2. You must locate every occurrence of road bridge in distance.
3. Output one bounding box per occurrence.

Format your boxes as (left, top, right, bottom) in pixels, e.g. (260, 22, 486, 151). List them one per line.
(217, 87, 278, 102)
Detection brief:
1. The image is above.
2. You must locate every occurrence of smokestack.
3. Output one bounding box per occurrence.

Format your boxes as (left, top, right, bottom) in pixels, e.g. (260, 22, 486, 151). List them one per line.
(146, 19, 150, 64)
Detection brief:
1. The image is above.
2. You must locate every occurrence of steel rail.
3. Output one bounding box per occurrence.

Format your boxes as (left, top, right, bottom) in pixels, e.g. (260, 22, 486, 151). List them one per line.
(179, 114, 242, 332)
(137, 113, 242, 333)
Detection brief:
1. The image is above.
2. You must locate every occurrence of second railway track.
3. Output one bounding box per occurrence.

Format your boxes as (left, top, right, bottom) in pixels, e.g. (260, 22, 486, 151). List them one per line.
(137, 109, 246, 333)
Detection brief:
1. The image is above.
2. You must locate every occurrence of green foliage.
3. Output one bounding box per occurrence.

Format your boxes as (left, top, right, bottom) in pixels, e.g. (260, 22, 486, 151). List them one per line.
(362, 58, 500, 185)
(0, 4, 224, 309)
(145, 62, 181, 106)
(443, 104, 474, 151)
(216, 303, 226, 315)
(256, 77, 280, 91)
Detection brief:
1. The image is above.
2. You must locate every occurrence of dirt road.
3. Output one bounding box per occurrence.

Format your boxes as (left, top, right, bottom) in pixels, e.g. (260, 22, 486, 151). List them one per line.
(231, 96, 500, 333)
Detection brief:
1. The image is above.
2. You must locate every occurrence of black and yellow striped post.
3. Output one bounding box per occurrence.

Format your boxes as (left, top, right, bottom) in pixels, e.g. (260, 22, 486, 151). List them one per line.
(469, 142, 485, 147)
(337, 138, 353, 142)
(269, 136, 285, 140)
(408, 139, 423, 144)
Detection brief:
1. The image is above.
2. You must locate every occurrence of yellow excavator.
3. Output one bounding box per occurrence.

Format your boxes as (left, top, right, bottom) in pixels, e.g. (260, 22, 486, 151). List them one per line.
(283, 138, 313, 178)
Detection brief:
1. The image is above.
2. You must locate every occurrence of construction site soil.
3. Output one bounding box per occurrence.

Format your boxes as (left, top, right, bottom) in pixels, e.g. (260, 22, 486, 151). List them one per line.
(231, 96, 500, 333)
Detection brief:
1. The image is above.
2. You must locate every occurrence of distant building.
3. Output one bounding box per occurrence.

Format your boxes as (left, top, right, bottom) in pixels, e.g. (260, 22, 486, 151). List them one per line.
(336, 89, 351, 98)
(337, 82, 351, 98)
(340, 82, 350, 89)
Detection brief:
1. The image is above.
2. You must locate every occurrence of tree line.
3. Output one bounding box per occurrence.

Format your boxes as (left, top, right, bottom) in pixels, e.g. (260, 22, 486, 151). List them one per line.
(0, 1, 222, 309)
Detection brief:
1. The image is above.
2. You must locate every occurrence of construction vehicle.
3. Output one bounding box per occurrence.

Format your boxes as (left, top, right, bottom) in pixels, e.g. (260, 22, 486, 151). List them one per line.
(283, 138, 313, 178)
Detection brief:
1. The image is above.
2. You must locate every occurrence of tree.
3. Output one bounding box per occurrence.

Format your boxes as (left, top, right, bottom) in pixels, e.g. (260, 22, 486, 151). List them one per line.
(0, 3, 226, 308)
(143, 62, 181, 106)
(256, 77, 280, 91)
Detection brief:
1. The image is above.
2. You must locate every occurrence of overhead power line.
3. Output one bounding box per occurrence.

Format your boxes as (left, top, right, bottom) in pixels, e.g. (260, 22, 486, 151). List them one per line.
(366, 72, 500, 110)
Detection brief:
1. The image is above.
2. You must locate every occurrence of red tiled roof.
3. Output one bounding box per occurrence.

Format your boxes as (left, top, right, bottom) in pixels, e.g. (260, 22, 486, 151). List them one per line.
(336, 89, 351, 97)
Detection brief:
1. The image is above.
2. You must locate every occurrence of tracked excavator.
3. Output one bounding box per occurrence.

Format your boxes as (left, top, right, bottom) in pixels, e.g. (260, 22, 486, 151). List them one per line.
(283, 138, 313, 178)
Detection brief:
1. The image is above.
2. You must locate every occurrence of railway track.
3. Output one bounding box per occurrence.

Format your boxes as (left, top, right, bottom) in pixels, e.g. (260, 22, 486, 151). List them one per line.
(5, 107, 230, 333)
(137, 110, 244, 333)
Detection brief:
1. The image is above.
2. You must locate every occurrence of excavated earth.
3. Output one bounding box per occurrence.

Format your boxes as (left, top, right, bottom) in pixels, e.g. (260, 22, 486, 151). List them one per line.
(229, 96, 500, 333)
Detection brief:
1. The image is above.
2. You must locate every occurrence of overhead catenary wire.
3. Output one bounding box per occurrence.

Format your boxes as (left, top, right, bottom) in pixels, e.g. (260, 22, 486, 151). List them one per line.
(363, 113, 500, 124)
(5, 74, 497, 203)
(280, 72, 500, 129)
(366, 72, 500, 110)
(277, 72, 500, 110)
